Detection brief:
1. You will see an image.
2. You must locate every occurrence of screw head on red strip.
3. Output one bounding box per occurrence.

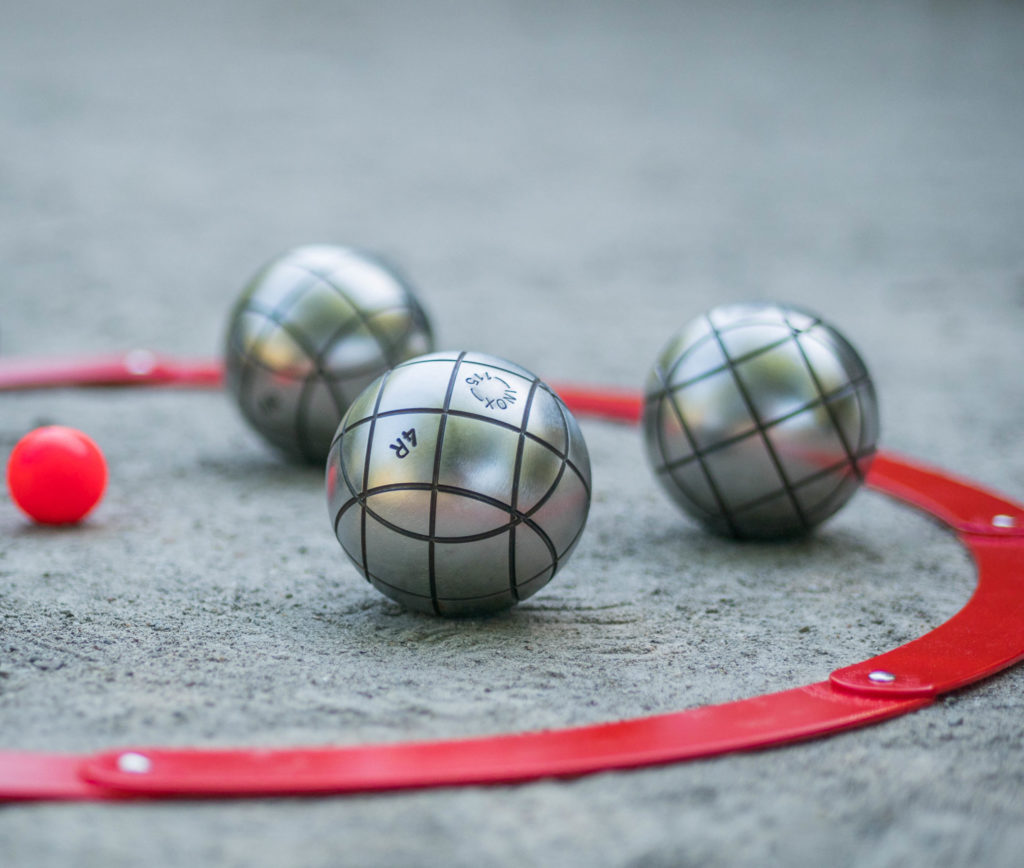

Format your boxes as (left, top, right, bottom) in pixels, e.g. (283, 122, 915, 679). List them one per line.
(117, 753, 152, 774)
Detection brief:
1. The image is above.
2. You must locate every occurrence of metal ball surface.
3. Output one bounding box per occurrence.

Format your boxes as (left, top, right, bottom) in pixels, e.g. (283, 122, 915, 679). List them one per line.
(326, 351, 592, 616)
(642, 303, 879, 539)
(224, 245, 433, 463)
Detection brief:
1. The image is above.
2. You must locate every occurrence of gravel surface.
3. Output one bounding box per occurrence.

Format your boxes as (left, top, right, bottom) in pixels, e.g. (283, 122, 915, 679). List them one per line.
(2, 2, 1024, 866)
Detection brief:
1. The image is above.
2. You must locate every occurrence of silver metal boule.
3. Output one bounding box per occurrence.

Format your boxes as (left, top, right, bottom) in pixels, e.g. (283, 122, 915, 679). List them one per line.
(326, 351, 592, 616)
(224, 244, 434, 463)
(642, 302, 879, 539)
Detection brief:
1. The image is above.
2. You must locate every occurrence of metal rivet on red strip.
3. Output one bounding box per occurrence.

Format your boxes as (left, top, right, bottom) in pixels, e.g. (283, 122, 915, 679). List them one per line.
(123, 349, 158, 376)
(117, 752, 153, 774)
(992, 514, 1016, 528)
(868, 670, 896, 684)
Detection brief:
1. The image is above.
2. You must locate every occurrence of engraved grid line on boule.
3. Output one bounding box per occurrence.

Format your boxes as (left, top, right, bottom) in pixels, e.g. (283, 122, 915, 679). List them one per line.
(426, 353, 469, 614)
(293, 307, 380, 459)
(238, 313, 409, 387)
(357, 353, 536, 390)
(508, 377, 542, 600)
(677, 447, 877, 520)
(232, 271, 325, 436)
(356, 368, 394, 583)
(784, 314, 870, 482)
(331, 495, 565, 601)
(331, 380, 589, 501)
(357, 515, 580, 606)
(235, 291, 364, 458)
(332, 464, 565, 571)
(337, 402, 591, 497)
(303, 250, 432, 355)
(334, 375, 388, 516)
(496, 382, 572, 587)
(333, 483, 561, 548)
(655, 314, 824, 402)
(365, 570, 512, 608)
(331, 385, 575, 583)
(296, 264, 405, 369)
(705, 314, 811, 531)
(328, 355, 586, 605)
(256, 310, 351, 459)
(651, 361, 740, 536)
(654, 373, 873, 476)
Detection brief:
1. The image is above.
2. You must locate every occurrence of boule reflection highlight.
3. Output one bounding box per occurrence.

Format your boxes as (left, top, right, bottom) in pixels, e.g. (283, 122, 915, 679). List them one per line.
(224, 244, 433, 463)
(643, 303, 879, 539)
(326, 351, 592, 616)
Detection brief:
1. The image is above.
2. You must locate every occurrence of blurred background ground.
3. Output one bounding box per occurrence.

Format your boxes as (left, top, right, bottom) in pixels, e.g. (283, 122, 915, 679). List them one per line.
(1, 2, 1023, 866)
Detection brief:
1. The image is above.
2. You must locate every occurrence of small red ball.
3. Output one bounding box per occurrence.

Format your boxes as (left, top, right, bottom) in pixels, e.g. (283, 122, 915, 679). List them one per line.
(6, 426, 108, 525)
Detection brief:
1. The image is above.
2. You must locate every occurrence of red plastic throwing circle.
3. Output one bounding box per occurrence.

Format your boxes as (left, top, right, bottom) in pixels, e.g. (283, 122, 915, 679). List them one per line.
(6, 426, 108, 525)
(1, 356, 1024, 802)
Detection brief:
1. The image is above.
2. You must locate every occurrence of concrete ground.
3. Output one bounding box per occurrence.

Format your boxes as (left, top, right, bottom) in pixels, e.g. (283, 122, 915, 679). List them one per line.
(2, 1, 1024, 865)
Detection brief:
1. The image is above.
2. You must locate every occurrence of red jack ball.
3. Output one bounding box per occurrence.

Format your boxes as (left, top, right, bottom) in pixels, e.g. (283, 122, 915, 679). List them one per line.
(6, 426, 108, 525)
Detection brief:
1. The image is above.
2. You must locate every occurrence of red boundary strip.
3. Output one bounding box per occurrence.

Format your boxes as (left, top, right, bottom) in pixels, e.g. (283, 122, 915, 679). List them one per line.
(0, 357, 1022, 801)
